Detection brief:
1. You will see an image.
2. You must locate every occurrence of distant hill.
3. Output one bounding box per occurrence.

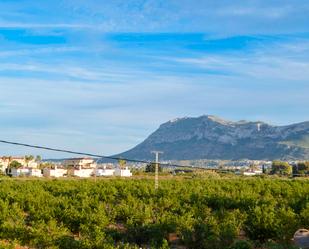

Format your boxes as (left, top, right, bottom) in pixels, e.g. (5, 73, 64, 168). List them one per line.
(115, 115, 309, 161)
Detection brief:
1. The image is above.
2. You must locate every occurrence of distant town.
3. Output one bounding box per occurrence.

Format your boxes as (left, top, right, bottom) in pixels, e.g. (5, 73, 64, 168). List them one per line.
(0, 156, 132, 178)
(1, 155, 308, 178)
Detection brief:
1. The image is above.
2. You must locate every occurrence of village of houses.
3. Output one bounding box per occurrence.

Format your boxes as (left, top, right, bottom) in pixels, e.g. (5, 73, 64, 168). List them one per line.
(0, 156, 292, 178)
(0, 156, 132, 178)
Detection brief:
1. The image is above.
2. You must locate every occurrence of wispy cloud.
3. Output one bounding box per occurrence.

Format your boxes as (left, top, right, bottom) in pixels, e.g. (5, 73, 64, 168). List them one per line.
(168, 40, 309, 81)
(0, 1, 309, 35)
(0, 22, 91, 29)
(0, 22, 118, 32)
(0, 47, 81, 57)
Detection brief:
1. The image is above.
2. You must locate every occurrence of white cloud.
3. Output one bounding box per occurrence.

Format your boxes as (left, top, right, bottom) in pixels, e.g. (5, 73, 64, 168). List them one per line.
(0, 22, 118, 32)
(0, 1, 309, 35)
(0, 47, 82, 57)
(168, 40, 309, 82)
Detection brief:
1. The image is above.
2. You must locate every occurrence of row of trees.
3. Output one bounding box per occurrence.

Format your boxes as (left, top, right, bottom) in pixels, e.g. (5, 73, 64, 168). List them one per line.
(144, 161, 309, 177)
(145, 163, 162, 173)
(294, 161, 309, 175)
(0, 177, 307, 248)
(271, 161, 309, 176)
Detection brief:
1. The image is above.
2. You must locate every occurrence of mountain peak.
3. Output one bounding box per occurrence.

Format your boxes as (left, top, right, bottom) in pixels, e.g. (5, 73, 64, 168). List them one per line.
(168, 117, 189, 123)
(167, 115, 232, 125)
(117, 115, 309, 161)
(202, 115, 232, 125)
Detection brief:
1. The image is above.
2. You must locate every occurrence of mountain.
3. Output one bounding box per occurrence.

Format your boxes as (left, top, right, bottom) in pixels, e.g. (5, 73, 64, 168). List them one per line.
(116, 115, 309, 161)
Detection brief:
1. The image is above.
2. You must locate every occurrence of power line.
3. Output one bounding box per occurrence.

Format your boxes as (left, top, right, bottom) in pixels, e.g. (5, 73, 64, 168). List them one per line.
(0, 139, 213, 170)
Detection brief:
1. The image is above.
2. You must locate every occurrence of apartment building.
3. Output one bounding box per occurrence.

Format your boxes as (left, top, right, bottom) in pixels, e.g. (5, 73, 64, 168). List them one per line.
(63, 158, 96, 168)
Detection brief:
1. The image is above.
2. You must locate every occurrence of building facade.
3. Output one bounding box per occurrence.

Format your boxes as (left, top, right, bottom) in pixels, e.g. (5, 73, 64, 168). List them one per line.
(0, 156, 38, 173)
(63, 158, 96, 168)
(43, 166, 67, 177)
(115, 167, 132, 177)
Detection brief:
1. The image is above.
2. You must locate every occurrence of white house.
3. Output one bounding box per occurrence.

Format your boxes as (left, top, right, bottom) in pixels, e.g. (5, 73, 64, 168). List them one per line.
(63, 158, 96, 168)
(0, 157, 10, 172)
(72, 167, 94, 178)
(27, 161, 38, 168)
(243, 170, 263, 176)
(9, 157, 38, 168)
(0, 163, 6, 173)
(0, 156, 38, 173)
(96, 168, 115, 176)
(115, 167, 132, 177)
(10, 168, 30, 177)
(43, 166, 67, 177)
(29, 168, 43, 177)
(243, 172, 257, 176)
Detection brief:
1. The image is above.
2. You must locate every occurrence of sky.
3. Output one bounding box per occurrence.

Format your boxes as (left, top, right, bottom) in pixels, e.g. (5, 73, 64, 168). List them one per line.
(0, 0, 309, 158)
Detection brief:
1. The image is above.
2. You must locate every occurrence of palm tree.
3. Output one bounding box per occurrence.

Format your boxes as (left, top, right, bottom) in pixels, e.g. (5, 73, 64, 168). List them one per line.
(25, 155, 34, 167)
(35, 155, 42, 163)
(118, 159, 126, 169)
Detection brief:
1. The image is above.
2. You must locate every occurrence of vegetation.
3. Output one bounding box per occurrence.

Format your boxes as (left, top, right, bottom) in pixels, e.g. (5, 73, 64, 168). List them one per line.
(8, 160, 22, 169)
(0, 177, 307, 248)
(294, 162, 309, 176)
(118, 159, 127, 169)
(145, 163, 162, 173)
(270, 161, 309, 177)
(25, 155, 34, 166)
(36, 155, 42, 162)
(38, 162, 55, 169)
(271, 161, 293, 176)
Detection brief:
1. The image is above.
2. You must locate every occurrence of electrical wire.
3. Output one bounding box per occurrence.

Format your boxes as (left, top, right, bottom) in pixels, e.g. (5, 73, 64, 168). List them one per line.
(0, 139, 214, 170)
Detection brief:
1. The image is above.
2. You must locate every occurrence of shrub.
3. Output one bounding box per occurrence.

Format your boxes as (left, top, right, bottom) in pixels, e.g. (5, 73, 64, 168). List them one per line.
(229, 240, 253, 249)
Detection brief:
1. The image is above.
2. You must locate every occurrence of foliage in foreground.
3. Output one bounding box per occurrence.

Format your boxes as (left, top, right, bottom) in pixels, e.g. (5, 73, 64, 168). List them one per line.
(0, 177, 308, 248)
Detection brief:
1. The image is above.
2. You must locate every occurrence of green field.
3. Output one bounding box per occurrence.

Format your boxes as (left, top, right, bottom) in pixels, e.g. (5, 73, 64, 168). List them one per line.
(0, 176, 308, 249)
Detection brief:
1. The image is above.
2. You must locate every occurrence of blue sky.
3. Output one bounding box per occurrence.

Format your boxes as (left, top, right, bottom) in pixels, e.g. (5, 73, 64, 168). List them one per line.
(0, 0, 309, 158)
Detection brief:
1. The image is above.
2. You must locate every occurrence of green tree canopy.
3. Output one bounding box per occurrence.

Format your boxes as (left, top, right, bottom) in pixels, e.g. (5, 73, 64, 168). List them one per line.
(35, 155, 42, 162)
(145, 163, 162, 173)
(118, 159, 127, 169)
(9, 160, 23, 169)
(294, 161, 309, 175)
(271, 161, 292, 176)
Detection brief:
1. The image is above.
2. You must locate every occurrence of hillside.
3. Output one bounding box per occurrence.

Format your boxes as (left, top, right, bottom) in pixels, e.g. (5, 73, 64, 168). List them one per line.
(117, 115, 309, 161)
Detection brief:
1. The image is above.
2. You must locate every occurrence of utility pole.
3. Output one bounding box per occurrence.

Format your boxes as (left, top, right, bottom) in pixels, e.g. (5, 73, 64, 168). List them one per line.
(151, 151, 163, 190)
(94, 158, 99, 183)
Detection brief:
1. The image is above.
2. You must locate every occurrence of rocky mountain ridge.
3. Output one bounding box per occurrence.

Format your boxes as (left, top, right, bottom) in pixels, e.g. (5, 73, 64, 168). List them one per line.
(117, 115, 309, 161)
